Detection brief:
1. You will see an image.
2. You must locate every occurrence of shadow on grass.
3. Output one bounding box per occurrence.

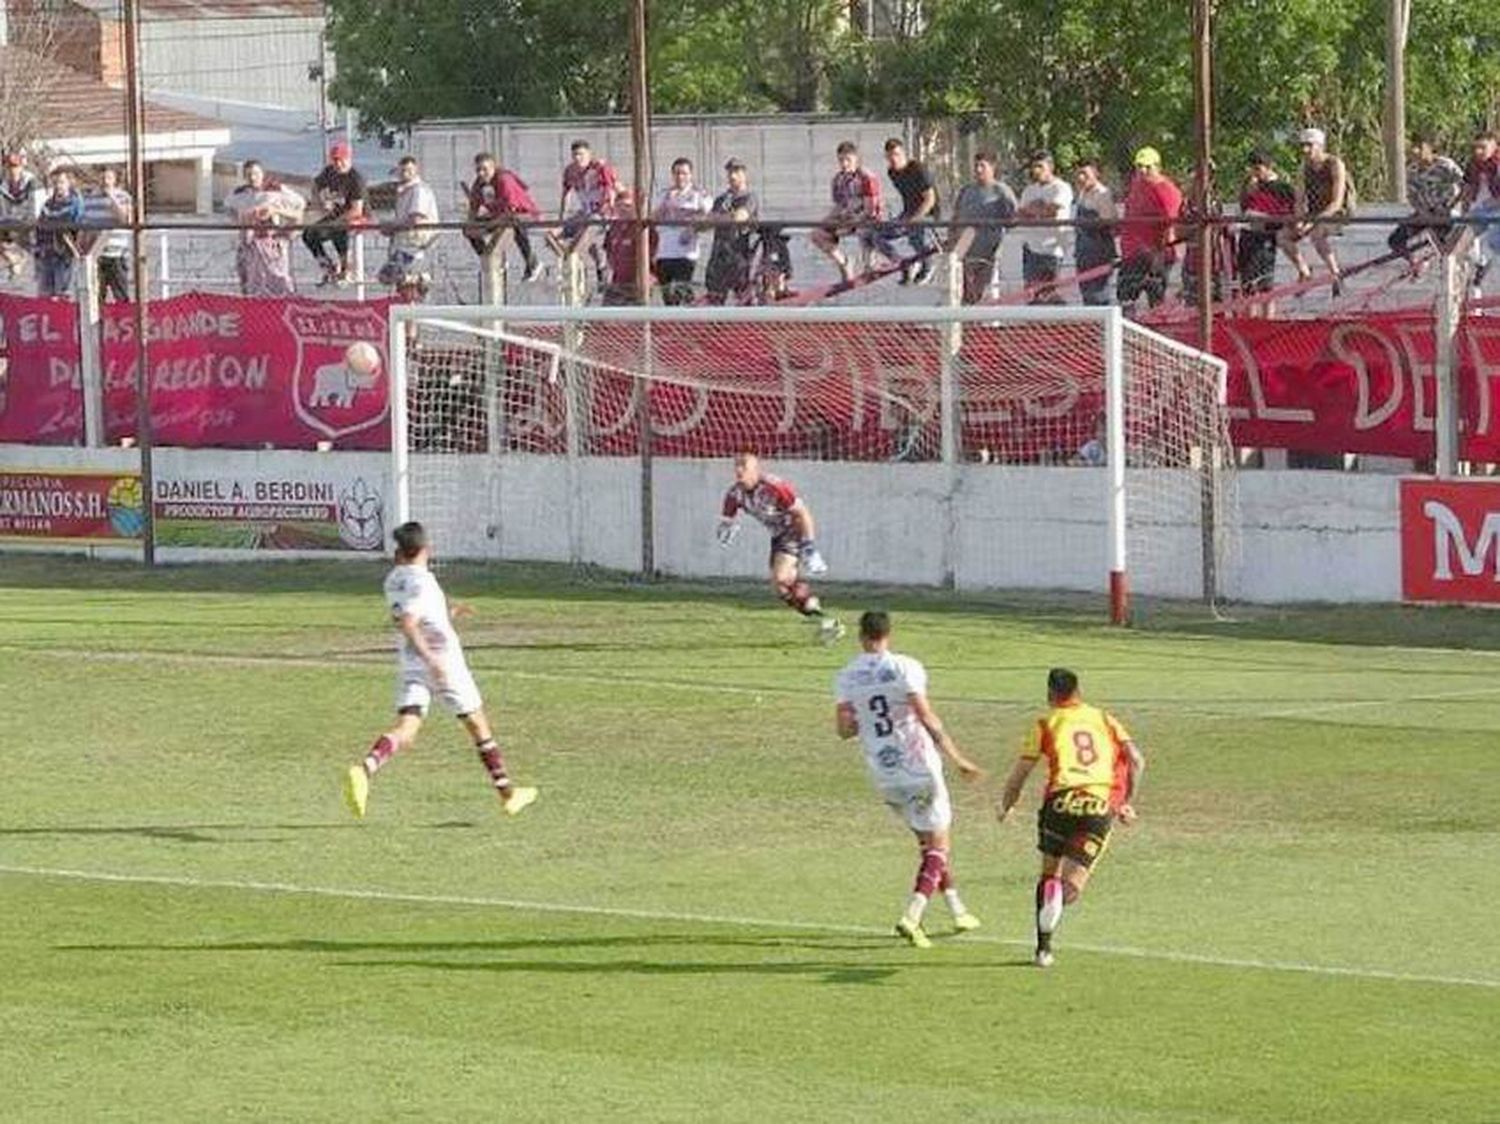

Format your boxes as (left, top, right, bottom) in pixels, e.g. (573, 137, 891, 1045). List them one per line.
(0, 821, 474, 844)
(8, 554, 1499, 653)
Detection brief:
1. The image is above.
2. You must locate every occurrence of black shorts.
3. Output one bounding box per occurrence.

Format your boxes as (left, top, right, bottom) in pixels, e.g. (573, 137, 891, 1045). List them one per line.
(769, 529, 802, 565)
(1037, 789, 1114, 868)
(1237, 234, 1278, 294)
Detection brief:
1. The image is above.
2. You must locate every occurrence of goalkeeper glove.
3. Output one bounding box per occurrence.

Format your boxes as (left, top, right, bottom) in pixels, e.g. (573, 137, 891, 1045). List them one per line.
(716, 519, 741, 548)
(799, 539, 828, 575)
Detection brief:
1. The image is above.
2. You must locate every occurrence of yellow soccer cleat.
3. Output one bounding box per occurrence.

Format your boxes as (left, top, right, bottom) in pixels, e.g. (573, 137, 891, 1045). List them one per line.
(502, 785, 539, 817)
(895, 915, 932, 949)
(343, 764, 369, 820)
(952, 912, 982, 934)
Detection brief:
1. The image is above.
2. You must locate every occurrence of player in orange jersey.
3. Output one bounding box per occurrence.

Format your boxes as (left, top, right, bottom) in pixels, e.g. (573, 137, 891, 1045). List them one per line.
(996, 667, 1145, 967)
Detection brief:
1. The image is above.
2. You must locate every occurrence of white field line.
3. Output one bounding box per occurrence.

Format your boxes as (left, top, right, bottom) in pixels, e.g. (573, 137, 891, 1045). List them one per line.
(5, 643, 1500, 719)
(1, 863, 1495, 991)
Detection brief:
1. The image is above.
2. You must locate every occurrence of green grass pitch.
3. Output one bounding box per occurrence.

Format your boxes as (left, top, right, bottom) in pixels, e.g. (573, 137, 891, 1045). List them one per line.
(0, 557, 1495, 1122)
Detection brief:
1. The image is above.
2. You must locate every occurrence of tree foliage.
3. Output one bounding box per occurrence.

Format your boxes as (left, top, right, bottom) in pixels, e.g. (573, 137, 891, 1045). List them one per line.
(327, 0, 1500, 198)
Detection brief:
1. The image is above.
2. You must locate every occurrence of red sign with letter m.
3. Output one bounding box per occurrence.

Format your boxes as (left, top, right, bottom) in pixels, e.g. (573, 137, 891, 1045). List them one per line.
(1400, 479, 1500, 602)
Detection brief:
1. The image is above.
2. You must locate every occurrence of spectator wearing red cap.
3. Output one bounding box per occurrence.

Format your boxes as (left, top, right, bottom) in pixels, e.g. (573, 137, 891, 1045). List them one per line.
(303, 141, 367, 286)
(1118, 146, 1182, 310)
(1279, 127, 1350, 295)
(0, 152, 43, 284)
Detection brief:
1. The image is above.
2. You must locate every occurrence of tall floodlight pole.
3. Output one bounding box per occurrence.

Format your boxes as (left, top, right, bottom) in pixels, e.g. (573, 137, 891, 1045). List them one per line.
(629, 0, 655, 576)
(1385, 0, 1409, 203)
(124, 0, 156, 565)
(1192, 0, 1213, 350)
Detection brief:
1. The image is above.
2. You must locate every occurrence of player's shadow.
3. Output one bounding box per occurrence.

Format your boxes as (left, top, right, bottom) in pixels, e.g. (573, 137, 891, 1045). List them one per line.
(59, 934, 887, 955)
(335, 957, 904, 985)
(0, 820, 474, 844)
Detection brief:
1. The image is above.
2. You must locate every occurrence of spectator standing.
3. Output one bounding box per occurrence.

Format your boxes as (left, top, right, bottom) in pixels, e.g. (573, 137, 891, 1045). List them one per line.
(1118, 147, 1182, 311)
(551, 139, 618, 287)
(35, 169, 83, 297)
(1280, 127, 1351, 295)
(1460, 131, 1500, 297)
(379, 155, 439, 301)
(653, 157, 712, 304)
(1071, 159, 1117, 306)
(304, 141, 367, 286)
(464, 152, 545, 282)
(883, 138, 940, 284)
(0, 152, 43, 285)
(704, 158, 759, 305)
(225, 159, 305, 297)
(82, 167, 131, 302)
(1387, 135, 1465, 268)
(1016, 151, 1073, 305)
(601, 190, 655, 305)
(950, 151, 1016, 304)
(811, 141, 887, 284)
(1237, 151, 1296, 307)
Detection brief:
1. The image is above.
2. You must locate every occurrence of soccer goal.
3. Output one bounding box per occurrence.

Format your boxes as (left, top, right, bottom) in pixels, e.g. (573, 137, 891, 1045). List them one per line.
(388, 304, 1234, 622)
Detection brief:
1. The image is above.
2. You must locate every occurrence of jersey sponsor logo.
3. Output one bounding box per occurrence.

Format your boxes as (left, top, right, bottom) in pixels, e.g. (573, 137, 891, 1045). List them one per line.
(1050, 789, 1112, 817)
(877, 744, 902, 769)
(1401, 479, 1500, 602)
(285, 303, 391, 441)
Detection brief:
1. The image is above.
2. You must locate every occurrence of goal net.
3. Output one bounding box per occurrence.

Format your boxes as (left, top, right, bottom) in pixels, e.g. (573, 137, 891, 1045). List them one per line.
(390, 305, 1234, 620)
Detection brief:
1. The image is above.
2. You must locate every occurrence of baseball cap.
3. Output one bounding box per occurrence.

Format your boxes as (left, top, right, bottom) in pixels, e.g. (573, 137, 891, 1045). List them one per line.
(1298, 127, 1326, 147)
(329, 140, 352, 159)
(1133, 146, 1162, 168)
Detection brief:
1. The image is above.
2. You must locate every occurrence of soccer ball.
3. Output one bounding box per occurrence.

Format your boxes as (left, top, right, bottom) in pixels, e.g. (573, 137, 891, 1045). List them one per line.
(345, 341, 381, 375)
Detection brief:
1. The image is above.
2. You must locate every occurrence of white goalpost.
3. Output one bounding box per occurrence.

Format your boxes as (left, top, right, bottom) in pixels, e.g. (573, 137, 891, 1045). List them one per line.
(389, 304, 1233, 622)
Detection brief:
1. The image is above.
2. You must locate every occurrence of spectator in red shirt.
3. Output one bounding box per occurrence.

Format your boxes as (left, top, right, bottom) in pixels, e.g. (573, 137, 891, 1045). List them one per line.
(1237, 150, 1296, 314)
(550, 139, 618, 287)
(1118, 146, 1182, 310)
(601, 190, 656, 305)
(810, 141, 888, 284)
(464, 151, 545, 283)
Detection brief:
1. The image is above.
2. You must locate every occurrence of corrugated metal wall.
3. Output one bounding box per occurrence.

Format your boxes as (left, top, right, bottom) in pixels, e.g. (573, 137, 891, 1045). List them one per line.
(410, 115, 911, 221)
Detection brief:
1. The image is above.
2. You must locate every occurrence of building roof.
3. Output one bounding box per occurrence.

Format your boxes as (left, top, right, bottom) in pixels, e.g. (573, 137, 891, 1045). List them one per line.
(0, 45, 225, 141)
(68, 0, 322, 17)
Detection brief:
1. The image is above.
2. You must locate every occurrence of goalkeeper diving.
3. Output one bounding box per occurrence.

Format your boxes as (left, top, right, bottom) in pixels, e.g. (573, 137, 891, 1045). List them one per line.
(718, 452, 844, 643)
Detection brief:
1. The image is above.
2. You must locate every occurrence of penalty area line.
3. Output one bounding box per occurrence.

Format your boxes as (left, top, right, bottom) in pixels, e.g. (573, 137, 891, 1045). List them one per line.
(2, 863, 1496, 991)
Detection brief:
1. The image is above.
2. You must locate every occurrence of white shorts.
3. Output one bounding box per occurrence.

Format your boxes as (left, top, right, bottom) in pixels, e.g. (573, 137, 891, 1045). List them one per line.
(395, 661, 483, 717)
(879, 777, 952, 833)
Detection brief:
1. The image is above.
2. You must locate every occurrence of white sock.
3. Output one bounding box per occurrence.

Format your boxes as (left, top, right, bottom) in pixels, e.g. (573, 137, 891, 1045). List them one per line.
(904, 892, 929, 923)
(943, 888, 966, 916)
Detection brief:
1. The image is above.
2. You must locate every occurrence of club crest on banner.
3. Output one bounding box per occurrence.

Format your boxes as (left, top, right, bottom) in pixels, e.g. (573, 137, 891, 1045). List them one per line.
(285, 302, 390, 441)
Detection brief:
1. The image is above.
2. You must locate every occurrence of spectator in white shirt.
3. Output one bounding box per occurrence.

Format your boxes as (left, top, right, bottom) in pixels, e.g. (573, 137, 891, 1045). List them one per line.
(653, 158, 712, 304)
(1016, 150, 1074, 305)
(379, 155, 439, 301)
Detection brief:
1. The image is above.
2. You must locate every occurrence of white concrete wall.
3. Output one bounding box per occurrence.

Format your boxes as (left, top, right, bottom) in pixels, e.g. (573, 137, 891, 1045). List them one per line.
(1, 444, 1407, 602)
(1228, 471, 1400, 603)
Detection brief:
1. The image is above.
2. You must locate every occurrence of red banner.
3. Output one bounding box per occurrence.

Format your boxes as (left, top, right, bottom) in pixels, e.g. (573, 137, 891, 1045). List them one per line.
(0, 469, 144, 541)
(0, 293, 392, 449)
(5, 293, 1500, 460)
(1400, 478, 1500, 602)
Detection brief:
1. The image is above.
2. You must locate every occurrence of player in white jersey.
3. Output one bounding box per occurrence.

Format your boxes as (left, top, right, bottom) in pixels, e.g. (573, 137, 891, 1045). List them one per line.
(342, 521, 538, 820)
(834, 610, 984, 948)
(717, 451, 844, 644)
